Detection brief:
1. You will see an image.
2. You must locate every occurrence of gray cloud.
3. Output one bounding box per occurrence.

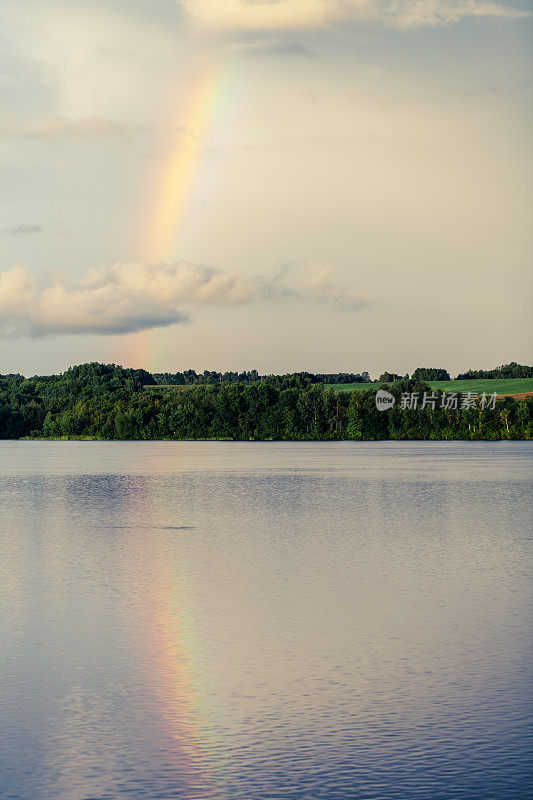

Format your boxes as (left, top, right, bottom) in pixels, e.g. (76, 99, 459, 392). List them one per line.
(0, 115, 142, 140)
(0, 261, 364, 337)
(1, 224, 42, 237)
(230, 38, 318, 56)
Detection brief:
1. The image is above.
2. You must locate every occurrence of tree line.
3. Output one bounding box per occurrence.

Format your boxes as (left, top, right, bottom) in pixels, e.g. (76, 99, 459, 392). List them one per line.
(151, 363, 530, 386)
(378, 369, 450, 382)
(455, 362, 533, 380)
(0, 363, 530, 441)
(151, 370, 371, 385)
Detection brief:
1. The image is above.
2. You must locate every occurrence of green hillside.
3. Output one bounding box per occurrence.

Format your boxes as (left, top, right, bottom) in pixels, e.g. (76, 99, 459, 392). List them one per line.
(331, 378, 533, 395)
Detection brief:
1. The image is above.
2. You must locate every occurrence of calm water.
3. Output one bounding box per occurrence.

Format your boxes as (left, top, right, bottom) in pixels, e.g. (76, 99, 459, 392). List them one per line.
(0, 441, 531, 800)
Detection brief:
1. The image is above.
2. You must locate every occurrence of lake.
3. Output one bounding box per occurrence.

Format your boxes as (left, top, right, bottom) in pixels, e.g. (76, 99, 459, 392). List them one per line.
(0, 441, 531, 800)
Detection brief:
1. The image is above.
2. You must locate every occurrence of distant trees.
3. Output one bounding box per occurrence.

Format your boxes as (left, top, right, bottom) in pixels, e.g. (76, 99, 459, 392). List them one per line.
(316, 372, 371, 384)
(379, 372, 404, 383)
(456, 363, 533, 380)
(412, 368, 451, 382)
(150, 370, 371, 386)
(151, 369, 260, 386)
(0, 362, 530, 441)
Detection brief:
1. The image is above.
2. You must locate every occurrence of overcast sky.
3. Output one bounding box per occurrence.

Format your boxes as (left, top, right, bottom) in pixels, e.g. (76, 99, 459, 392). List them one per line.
(0, 0, 531, 377)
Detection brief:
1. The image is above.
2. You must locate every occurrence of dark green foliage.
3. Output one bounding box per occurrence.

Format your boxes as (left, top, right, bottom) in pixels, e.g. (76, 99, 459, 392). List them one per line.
(379, 372, 405, 382)
(152, 369, 261, 385)
(316, 372, 371, 384)
(456, 362, 533, 380)
(0, 363, 530, 441)
(150, 369, 370, 386)
(412, 367, 451, 381)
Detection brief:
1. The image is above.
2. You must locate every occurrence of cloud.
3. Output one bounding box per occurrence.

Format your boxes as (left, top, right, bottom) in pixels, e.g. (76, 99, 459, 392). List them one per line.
(229, 37, 318, 56)
(1, 224, 42, 237)
(0, 115, 140, 140)
(179, 0, 530, 34)
(381, 0, 531, 29)
(261, 263, 364, 309)
(180, 0, 329, 33)
(0, 261, 363, 337)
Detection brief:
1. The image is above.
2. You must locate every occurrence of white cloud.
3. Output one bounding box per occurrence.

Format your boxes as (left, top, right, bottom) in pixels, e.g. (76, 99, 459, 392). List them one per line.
(180, 0, 329, 33)
(0, 262, 363, 337)
(0, 116, 139, 139)
(382, 0, 530, 29)
(179, 0, 530, 33)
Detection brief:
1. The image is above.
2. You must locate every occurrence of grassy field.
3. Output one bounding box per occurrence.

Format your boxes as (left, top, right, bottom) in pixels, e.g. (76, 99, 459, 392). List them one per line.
(330, 378, 533, 395)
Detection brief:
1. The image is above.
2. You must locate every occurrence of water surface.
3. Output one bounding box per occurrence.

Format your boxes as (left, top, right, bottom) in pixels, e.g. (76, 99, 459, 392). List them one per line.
(0, 441, 531, 799)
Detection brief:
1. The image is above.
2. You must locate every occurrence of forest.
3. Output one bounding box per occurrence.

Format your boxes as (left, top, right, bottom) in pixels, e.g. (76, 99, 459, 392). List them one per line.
(151, 370, 370, 385)
(150, 364, 530, 386)
(455, 363, 533, 380)
(0, 363, 530, 441)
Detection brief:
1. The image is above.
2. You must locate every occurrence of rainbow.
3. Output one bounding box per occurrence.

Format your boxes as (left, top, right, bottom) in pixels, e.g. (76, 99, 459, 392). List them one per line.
(142, 553, 223, 796)
(115, 58, 244, 372)
(119, 501, 227, 797)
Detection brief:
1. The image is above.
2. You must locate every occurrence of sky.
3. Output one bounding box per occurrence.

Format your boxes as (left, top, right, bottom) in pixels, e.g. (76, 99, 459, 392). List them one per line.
(0, 0, 531, 378)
